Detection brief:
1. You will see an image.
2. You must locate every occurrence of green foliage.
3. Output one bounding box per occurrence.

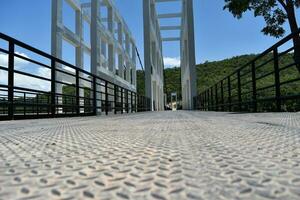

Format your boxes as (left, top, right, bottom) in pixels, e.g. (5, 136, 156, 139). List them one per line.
(137, 55, 259, 99)
(224, 0, 300, 37)
(164, 67, 181, 102)
(62, 85, 92, 113)
(136, 67, 182, 103)
(136, 54, 299, 111)
(197, 55, 257, 92)
(62, 85, 91, 98)
(136, 71, 145, 96)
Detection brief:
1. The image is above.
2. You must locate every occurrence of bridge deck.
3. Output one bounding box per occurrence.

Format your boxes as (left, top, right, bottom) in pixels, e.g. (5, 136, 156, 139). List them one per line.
(0, 111, 300, 200)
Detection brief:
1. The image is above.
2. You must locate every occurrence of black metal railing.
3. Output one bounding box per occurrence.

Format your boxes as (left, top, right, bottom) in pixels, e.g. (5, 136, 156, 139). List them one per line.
(194, 29, 300, 112)
(0, 33, 150, 120)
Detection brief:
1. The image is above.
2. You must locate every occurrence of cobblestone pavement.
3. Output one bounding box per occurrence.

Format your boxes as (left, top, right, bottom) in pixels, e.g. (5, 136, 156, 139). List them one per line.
(0, 111, 300, 200)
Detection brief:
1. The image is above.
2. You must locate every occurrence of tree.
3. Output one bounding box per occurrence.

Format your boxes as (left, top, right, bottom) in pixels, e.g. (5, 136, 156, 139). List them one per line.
(224, 0, 300, 72)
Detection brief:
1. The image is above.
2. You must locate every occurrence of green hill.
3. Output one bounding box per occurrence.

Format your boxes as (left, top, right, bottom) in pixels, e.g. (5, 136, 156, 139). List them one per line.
(137, 54, 259, 100)
(137, 54, 299, 110)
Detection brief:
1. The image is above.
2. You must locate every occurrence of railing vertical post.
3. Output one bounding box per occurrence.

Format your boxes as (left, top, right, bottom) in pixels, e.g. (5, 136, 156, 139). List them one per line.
(210, 87, 213, 111)
(137, 95, 139, 112)
(193, 97, 196, 110)
(24, 93, 26, 116)
(114, 85, 117, 114)
(227, 76, 232, 112)
(237, 70, 242, 111)
(93, 76, 97, 115)
(199, 94, 202, 110)
(198, 95, 201, 110)
(200, 95, 202, 110)
(47, 95, 50, 115)
(207, 90, 209, 111)
(135, 93, 137, 112)
(36, 94, 39, 116)
(202, 94, 204, 110)
(204, 92, 206, 111)
(207, 91, 209, 111)
(126, 89, 129, 113)
(215, 84, 218, 111)
(8, 41, 14, 120)
(221, 80, 224, 111)
(105, 82, 108, 115)
(251, 62, 257, 112)
(142, 96, 144, 111)
(273, 48, 281, 112)
(134, 93, 137, 112)
(121, 88, 123, 114)
(76, 70, 80, 115)
(131, 91, 133, 113)
(206, 91, 208, 111)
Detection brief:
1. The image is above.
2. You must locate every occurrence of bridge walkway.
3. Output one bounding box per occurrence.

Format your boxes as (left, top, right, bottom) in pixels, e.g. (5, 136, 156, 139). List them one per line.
(0, 111, 299, 199)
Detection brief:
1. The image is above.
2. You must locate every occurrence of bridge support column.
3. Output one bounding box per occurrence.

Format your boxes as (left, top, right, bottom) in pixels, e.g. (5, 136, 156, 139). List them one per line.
(51, 0, 63, 114)
(143, 0, 165, 111)
(181, 0, 197, 110)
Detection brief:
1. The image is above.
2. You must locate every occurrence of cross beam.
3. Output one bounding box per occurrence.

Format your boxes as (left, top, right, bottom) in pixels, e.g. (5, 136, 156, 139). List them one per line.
(162, 37, 181, 42)
(157, 13, 182, 19)
(156, 0, 182, 2)
(160, 25, 181, 30)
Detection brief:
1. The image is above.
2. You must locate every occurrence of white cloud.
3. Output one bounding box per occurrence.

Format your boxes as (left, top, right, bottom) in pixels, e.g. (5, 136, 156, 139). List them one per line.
(163, 57, 180, 68)
(0, 52, 30, 69)
(0, 70, 8, 85)
(0, 54, 8, 67)
(0, 52, 50, 91)
(36, 67, 51, 78)
(14, 73, 51, 91)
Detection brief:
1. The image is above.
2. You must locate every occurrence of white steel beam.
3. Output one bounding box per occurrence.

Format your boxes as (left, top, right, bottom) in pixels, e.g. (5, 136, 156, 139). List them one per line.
(156, 0, 181, 2)
(162, 37, 180, 42)
(158, 13, 182, 19)
(160, 26, 181, 31)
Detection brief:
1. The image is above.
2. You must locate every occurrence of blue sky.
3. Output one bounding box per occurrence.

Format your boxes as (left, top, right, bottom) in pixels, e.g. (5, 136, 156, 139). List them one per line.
(0, 0, 299, 70)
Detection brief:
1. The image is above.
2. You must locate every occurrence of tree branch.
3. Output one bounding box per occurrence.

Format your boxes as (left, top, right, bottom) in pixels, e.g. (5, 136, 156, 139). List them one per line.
(278, 0, 288, 10)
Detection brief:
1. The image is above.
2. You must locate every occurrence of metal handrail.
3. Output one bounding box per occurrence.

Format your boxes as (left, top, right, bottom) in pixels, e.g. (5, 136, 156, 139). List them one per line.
(194, 29, 300, 112)
(0, 32, 151, 120)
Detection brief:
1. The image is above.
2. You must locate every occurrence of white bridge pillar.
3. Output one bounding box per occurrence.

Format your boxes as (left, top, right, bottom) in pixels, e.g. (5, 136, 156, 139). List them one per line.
(143, 0, 165, 111)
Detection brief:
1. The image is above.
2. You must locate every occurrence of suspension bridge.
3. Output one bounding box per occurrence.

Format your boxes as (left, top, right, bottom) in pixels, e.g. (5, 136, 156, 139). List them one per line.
(0, 0, 300, 199)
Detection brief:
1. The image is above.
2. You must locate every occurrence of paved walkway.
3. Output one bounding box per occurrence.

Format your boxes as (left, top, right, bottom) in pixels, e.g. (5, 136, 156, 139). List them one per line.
(0, 111, 300, 200)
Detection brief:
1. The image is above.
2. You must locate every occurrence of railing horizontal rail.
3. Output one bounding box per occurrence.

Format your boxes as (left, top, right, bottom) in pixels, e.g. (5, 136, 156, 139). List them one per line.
(14, 70, 52, 82)
(194, 29, 300, 112)
(0, 32, 151, 120)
